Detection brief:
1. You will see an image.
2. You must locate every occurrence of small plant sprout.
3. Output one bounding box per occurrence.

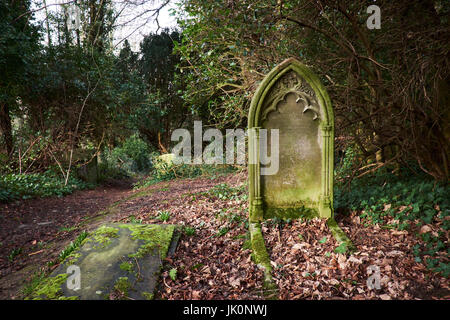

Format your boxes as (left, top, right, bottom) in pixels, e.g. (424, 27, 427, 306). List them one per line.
(169, 268, 177, 281)
(183, 226, 196, 236)
(157, 211, 171, 222)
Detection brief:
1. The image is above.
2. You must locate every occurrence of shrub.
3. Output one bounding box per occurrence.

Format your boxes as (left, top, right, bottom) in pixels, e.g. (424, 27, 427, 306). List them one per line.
(99, 134, 153, 180)
(334, 145, 360, 182)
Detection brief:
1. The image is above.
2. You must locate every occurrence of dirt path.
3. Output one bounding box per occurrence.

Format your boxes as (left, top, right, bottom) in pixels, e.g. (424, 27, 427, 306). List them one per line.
(0, 181, 133, 299)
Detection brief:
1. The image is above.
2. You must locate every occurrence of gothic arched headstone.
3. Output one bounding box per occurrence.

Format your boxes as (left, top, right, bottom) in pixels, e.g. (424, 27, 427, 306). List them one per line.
(248, 58, 334, 221)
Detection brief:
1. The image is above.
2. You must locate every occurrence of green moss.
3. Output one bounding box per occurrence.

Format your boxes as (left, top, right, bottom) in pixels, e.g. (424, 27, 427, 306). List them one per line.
(119, 261, 134, 273)
(141, 291, 154, 300)
(28, 273, 68, 300)
(327, 218, 356, 253)
(88, 225, 119, 248)
(128, 243, 156, 259)
(250, 231, 271, 269)
(242, 239, 252, 250)
(114, 277, 131, 296)
(80, 237, 89, 246)
(95, 225, 119, 238)
(58, 296, 79, 300)
(249, 222, 279, 299)
(64, 252, 81, 265)
(264, 206, 318, 220)
(119, 224, 175, 259)
(249, 223, 272, 275)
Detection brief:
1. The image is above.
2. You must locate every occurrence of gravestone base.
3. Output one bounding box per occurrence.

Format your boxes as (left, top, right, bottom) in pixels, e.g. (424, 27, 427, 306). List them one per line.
(327, 218, 356, 253)
(27, 223, 179, 300)
(263, 206, 318, 220)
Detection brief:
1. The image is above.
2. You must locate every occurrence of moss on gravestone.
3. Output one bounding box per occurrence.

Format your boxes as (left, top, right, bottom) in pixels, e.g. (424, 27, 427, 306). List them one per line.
(26, 273, 79, 300)
(25, 223, 177, 300)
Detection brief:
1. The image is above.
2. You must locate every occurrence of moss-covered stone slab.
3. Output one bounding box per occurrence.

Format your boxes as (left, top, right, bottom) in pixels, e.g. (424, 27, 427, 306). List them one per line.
(27, 223, 177, 300)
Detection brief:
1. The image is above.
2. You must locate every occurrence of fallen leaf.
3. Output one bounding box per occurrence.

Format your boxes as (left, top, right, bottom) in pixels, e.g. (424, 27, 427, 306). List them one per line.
(348, 256, 362, 264)
(419, 225, 432, 234)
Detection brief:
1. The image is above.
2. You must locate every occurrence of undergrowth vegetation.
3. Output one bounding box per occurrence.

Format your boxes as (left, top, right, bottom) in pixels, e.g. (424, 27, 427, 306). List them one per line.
(0, 171, 92, 202)
(58, 231, 89, 262)
(335, 164, 449, 277)
(206, 183, 247, 202)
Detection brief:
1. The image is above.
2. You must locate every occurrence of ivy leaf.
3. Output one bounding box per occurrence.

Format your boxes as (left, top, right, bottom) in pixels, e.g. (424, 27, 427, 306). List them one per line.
(169, 268, 177, 281)
(319, 236, 327, 244)
(334, 243, 347, 254)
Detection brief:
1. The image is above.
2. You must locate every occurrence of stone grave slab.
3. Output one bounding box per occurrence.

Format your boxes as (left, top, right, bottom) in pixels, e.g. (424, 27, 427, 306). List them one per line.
(28, 223, 178, 300)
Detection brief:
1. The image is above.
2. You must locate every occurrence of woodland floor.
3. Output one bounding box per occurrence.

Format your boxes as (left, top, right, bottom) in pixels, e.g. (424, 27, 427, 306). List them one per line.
(0, 172, 448, 300)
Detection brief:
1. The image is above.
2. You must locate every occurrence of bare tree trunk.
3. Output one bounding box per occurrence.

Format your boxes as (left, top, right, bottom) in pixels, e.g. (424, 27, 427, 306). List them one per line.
(43, 0, 51, 47)
(64, 80, 98, 185)
(0, 103, 13, 157)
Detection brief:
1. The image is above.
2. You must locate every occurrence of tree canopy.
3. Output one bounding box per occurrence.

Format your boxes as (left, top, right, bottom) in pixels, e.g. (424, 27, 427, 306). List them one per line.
(0, 0, 448, 181)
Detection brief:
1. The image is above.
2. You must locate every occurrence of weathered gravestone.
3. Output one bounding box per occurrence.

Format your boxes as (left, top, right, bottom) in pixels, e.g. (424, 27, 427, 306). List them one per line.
(76, 156, 99, 184)
(247, 59, 336, 287)
(75, 151, 99, 184)
(27, 224, 178, 300)
(248, 58, 334, 221)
